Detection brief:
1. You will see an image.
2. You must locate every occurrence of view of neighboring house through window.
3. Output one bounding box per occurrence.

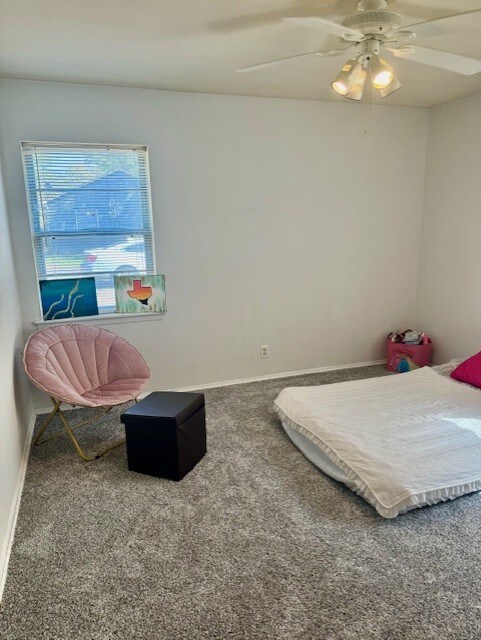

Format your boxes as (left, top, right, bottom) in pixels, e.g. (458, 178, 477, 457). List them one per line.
(21, 142, 155, 315)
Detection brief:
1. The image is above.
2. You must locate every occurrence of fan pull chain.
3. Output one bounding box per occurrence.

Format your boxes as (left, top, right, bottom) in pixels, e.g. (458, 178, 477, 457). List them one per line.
(362, 80, 372, 135)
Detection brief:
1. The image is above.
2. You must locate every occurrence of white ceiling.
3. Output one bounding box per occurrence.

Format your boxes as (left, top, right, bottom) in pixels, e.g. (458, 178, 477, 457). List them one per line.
(1, 0, 481, 108)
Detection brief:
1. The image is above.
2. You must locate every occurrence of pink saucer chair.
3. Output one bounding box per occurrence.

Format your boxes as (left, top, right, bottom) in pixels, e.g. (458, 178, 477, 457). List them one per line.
(24, 324, 151, 461)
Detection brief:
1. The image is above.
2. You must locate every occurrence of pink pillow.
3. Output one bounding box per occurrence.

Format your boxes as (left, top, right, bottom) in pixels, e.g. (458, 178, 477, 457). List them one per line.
(451, 351, 481, 388)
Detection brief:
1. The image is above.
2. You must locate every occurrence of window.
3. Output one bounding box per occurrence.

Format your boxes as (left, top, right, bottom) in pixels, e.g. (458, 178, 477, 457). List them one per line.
(21, 142, 155, 315)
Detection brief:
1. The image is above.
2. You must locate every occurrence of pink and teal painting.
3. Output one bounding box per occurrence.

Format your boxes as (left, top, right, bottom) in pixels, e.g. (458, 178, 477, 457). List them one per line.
(40, 277, 99, 320)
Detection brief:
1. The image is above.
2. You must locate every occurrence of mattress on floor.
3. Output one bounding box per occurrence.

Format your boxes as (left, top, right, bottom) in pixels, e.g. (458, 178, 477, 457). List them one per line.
(274, 366, 481, 518)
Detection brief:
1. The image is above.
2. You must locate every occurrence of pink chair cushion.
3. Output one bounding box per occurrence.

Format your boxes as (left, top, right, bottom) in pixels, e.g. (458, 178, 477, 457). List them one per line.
(24, 324, 151, 407)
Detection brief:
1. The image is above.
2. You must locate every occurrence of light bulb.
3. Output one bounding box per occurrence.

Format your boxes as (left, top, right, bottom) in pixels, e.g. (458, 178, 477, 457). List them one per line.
(373, 69, 394, 89)
(369, 55, 395, 90)
(380, 76, 402, 98)
(331, 59, 363, 97)
(331, 80, 349, 96)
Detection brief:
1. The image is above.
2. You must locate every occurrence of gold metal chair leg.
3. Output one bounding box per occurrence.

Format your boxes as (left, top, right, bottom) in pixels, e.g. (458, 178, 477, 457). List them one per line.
(34, 397, 125, 462)
(56, 409, 125, 461)
(33, 398, 61, 445)
(36, 406, 113, 445)
(34, 398, 110, 445)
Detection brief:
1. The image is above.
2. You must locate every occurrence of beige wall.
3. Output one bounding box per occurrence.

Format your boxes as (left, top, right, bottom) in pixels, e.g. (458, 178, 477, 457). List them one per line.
(0, 79, 428, 407)
(416, 93, 481, 363)
(0, 154, 34, 597)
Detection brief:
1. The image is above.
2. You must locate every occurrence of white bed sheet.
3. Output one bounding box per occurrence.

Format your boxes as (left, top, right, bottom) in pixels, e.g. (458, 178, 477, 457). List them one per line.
(274, 366, 481, 518)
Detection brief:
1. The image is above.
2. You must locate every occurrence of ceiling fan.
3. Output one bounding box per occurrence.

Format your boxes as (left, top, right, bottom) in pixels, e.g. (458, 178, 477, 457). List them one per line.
(237, 0, 481, 100)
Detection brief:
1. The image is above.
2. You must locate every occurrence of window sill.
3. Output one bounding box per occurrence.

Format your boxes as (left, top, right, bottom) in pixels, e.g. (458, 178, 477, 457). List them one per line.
(34, 312, 165, 328)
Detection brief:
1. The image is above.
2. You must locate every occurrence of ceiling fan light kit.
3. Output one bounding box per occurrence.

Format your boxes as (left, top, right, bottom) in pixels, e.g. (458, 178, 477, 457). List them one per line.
(330, 41, 398, 100)
(237, 0, 481, 102)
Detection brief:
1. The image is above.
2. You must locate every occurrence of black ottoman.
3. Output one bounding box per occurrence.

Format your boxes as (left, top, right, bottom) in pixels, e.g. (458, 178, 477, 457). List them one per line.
(121, 392, 206, 481)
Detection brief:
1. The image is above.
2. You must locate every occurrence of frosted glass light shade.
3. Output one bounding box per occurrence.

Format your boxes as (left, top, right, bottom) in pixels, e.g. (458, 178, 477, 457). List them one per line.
(346, 67, 368, 101)
(331, 59, 363, 96)
(370, 55, 394, 89)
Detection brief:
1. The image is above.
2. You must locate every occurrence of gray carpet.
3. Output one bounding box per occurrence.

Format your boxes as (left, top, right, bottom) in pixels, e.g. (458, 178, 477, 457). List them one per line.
(2, 364, 481, 640)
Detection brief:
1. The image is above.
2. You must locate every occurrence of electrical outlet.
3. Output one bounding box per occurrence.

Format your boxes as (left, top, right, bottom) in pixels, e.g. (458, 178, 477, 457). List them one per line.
(260, 345, 269, 359)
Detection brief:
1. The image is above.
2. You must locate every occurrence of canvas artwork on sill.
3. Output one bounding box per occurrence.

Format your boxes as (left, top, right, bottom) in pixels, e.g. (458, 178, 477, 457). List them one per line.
(39, 277, 99, 320)
(114, 275, 166, 313)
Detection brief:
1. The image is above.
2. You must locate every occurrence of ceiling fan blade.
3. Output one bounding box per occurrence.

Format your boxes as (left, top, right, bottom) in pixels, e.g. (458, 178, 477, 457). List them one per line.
(237, 47, 352, 73)
(395, 9, 481, 38)
(284, 17, 362, 40)
(208, 2, 326, 33)
(388, 45, 481, 76)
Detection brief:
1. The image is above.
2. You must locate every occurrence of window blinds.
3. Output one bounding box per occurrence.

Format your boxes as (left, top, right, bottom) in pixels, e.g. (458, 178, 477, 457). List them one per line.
(21, 142, 155, 313)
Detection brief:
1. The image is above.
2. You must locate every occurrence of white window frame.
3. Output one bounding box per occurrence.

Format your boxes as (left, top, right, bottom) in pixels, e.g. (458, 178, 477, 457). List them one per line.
(21, 141, 159, 323)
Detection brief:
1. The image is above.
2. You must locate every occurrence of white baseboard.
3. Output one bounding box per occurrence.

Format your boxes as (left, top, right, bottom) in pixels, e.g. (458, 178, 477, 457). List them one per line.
(172, 359, 386, 392)
(0, 411, 36, 605)
(35, 403, 82, 415)
(34, 359, 386, 412)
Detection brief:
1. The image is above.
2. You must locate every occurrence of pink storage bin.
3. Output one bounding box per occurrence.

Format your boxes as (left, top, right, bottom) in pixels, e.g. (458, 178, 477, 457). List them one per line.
(386, 340, 433, 372)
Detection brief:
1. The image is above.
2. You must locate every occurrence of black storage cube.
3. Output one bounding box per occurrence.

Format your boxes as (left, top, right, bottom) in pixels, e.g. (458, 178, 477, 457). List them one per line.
(121, 392, 206, 481)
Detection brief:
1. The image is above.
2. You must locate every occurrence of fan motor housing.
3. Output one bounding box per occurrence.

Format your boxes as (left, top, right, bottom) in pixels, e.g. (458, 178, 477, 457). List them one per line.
(342, 10, 402, 35)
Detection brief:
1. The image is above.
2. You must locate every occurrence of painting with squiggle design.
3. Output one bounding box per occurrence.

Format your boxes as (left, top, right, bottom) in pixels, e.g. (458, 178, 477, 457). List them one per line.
(39, 277, 99, 320)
